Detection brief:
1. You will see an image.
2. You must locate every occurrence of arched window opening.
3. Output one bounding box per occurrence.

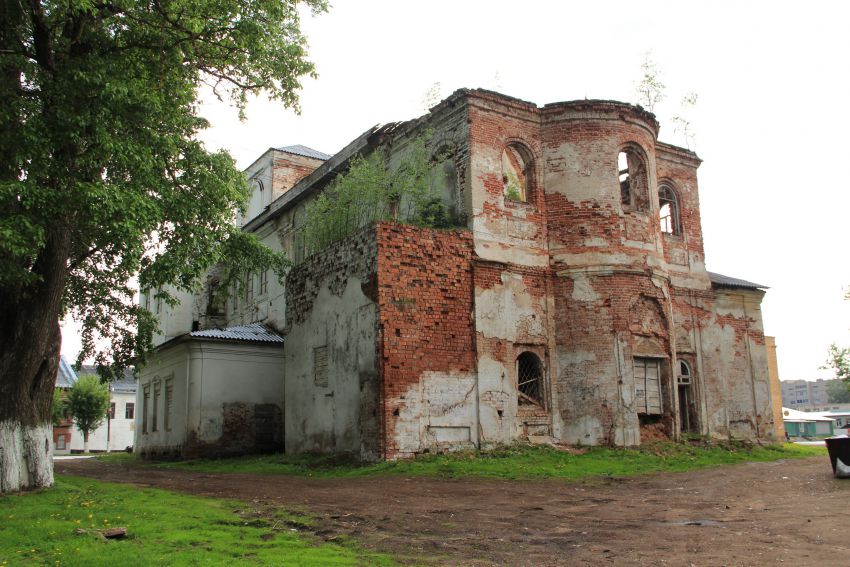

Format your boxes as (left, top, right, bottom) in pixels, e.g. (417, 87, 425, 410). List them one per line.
(659, 184, 681, 235)
(502, 144, 532, 202)
(678, 360, 691, 384)
(618, 147, 649, 211)
(677, 359, 696, 433)
(517, 352, 544, 406)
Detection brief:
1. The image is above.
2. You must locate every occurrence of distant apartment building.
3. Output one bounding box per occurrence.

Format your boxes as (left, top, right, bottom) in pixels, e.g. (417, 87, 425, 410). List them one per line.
(780, 379, 837, 409)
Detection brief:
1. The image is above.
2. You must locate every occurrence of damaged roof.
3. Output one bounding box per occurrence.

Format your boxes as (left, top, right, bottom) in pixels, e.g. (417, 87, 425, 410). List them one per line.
(708, 271, 768, 290)
(276, 144, 331, 161)
(190, 322, 284, 344)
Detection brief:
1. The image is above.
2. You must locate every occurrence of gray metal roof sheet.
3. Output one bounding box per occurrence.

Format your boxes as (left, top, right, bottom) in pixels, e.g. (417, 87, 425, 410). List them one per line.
(56, 355, 77, 388)
(708, 271, 768, 290)
(79, 364, 137, 393)
(190, 322, 284, 344)
(276, 144, 331, 161)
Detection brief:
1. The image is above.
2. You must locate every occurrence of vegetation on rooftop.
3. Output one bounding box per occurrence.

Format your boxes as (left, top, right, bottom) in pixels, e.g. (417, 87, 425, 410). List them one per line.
(296, 134, 458, 261)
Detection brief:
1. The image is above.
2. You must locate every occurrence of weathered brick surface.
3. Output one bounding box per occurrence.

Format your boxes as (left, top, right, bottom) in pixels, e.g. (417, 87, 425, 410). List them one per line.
(271, 151, 325, 200)
(285, 226, 378, 330)
(279, 89, 774, 459)
(375, 222, 476, 458)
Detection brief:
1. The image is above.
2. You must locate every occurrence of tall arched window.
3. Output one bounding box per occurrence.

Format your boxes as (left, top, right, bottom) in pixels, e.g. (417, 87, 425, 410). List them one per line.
(517, 352, 544, 406)
(658, 184, 681, 235)
(678, 360, 692, 384)
(502, 144, 533, 202)
(618, 146, 649, 211)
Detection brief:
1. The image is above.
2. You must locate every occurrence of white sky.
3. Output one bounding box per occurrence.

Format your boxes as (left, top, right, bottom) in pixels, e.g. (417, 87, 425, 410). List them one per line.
(62, 0, 850, 381)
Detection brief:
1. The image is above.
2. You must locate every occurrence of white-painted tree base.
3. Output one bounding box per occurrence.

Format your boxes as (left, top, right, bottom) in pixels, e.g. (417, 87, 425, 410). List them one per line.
(0, 421, 54, 493)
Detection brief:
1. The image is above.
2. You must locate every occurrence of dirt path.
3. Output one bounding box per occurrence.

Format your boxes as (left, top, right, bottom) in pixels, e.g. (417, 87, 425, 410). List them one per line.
(56, 456, 848, 566)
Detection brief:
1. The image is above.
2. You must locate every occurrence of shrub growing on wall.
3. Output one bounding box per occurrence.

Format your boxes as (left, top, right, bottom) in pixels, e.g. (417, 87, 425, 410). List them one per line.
(297, 136, 456, 259)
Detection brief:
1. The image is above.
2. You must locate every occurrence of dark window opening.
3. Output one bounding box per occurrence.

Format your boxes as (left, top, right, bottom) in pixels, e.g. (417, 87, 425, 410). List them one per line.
(677, 360, 697, 433)
(125, 402, 135, 420)
(618, 148, 649, 211)
(517, 352, 544, 406)
(659, 184, 681, 235)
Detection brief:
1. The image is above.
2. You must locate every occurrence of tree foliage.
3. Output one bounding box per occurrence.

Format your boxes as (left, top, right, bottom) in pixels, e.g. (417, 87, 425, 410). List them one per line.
(51, 389, 67, 426)
(634, 52, 665, 112)
(297, 135, 456, 260)
(826, 343, 850, 381)
(824, 288, 850, 395)
(0, 0, 326, 378)
(827, 375, 850, 404)
(67, 375, 109, 444)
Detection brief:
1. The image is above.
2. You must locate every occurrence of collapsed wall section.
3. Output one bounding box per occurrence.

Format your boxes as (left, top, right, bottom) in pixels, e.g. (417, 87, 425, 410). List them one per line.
(283, 225, 381, 459)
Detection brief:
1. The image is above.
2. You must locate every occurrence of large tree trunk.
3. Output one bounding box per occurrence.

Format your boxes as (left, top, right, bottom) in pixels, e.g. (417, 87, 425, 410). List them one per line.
(0, 227, 70, 492)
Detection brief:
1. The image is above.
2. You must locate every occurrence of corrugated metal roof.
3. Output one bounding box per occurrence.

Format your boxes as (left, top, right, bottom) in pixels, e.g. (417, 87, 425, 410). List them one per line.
(782, 407, 835, 422)
(276, 144, 331, 161)
(56, 355, 77, 388)
(190, 322, 284, 344)
(708, 271, 768, 290)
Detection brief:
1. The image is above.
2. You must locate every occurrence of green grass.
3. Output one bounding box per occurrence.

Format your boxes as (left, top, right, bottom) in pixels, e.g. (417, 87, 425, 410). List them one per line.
(97, 441, 826, 481)
(0, 477, 394, 567)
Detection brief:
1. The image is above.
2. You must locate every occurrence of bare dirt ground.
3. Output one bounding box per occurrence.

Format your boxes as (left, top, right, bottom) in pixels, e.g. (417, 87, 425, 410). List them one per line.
(56, 456, 848, 566)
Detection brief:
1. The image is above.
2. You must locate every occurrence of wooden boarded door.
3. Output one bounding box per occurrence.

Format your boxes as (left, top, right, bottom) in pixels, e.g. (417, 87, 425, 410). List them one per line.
(634, 358, 662, 415)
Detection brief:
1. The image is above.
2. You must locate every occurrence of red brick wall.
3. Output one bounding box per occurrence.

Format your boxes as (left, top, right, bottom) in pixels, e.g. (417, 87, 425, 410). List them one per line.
(272, 152, 325, 199)
(375, 222, 476, 458)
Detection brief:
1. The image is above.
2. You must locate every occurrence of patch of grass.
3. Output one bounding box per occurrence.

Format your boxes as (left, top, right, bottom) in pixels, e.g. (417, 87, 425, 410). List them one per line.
(0, 476, 394, 567)
(104, 441, 826, 481)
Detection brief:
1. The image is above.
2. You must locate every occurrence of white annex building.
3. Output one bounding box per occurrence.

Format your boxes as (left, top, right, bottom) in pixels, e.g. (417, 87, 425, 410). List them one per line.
(53, 357, 137, 453)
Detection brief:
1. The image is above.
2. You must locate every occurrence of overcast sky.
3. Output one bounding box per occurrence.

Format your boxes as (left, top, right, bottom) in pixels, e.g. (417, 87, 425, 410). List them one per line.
(62, 0, 850, 382)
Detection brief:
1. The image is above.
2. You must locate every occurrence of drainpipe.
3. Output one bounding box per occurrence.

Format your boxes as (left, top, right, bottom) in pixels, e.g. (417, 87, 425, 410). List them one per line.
(185, 343, 192, 452)
(107, 386, 112, 453)
(470, 259, 481, 449)
(689, 290, 709, 437)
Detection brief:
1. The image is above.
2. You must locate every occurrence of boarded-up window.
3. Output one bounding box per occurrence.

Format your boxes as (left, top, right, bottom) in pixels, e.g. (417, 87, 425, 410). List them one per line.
(259, 269, 269, 296)
(165, 378, 173, 432)
(142, 385, 150, 433)
(245, 272, 254, 302)
(152, 381, 160, 432)
(634, 358, 662, 415)
(314, 346, 329, 387)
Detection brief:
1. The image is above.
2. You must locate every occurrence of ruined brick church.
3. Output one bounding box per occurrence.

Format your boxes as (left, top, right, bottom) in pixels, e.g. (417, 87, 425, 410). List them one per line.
(136, 89, 775, 459)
